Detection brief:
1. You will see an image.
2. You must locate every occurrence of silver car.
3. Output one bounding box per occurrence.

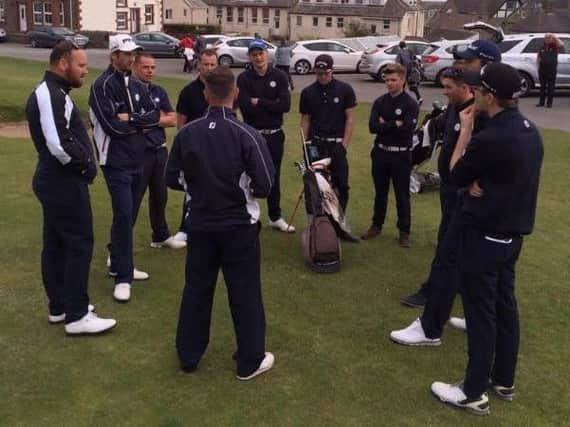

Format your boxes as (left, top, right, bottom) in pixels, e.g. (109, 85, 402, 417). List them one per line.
(360, 41, 433, 81)
(421, 39, 472, 84)
(214, 37, 276, 67)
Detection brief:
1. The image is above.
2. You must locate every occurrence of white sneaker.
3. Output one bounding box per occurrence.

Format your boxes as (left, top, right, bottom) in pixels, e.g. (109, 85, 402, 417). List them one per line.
(448, 317, 467, 331)
(172, 231, 188, 242)
(268, 218, 295, 233)
(150, 236, 187, 249)
(64, 311, 117, 335)
(106, 254, 111, 268)
(109, 268, 149, 281)
(390, 318, 442, 346)
(431, 381, 490, 416)
(49, 304, 95, 324)
(113, 283, 131, 302)
(236, 352, 275, 381)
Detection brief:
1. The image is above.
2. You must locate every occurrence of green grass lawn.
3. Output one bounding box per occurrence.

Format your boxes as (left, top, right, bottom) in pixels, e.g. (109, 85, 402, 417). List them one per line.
(0, 58, 569, 426)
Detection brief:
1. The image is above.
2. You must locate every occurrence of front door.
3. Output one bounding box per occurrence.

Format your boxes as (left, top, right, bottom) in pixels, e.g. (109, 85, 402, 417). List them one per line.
(130, 8, 140, 33)
(19, 4, 27, 32)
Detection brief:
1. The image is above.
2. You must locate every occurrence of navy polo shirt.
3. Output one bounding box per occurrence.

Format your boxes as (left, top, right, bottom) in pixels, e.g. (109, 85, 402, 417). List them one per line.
(299, 78, 357, 139)
(145, 83, 173, 150)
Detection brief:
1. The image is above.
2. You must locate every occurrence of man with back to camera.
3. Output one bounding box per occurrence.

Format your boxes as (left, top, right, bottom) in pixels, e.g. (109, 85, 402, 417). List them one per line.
(238, 39, 294, 233)
(172, 48, 219, 244)
(166, 66, 276, 380)
(89, 34, 160, 303)
(362, 63, 419, 247)
(396, 41, 422, 105)
(299, 54, 357, 219)
(430, 62, 543, 416)
(397, 39, 502, 332)
(27, 41, 116, 334)
(131, 52, 185, 250)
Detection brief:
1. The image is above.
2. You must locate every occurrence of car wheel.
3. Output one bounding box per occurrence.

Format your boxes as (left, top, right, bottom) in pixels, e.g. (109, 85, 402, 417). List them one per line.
(518, 71, 533, 97)
(434, 69, 445, 87)
(219, 55, 233, 67)
(375, 66, 387, 82)
(30, 38, 38, 48)
(356, 61, 362, 73)
(295, 60, 311, 75)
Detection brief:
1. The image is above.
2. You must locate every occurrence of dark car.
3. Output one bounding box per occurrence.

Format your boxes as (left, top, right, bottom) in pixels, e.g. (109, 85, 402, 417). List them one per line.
(0, 26, 7, 43)
(28, 26, 89, 48)
(132, 32, 182, 58)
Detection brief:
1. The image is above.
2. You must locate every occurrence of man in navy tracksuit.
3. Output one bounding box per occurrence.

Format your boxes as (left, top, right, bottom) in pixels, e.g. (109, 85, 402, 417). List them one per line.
(89, 34, 160, 302)
(131, 52, 185, 250)
(238, 39, 293, 233)
(431, 63, 543, 416)
(28, 41, 116, 335)
(166, 67, 276, 380)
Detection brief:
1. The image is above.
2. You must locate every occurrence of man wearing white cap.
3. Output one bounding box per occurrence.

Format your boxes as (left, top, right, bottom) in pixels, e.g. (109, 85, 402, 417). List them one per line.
(88, 34, 160, 302)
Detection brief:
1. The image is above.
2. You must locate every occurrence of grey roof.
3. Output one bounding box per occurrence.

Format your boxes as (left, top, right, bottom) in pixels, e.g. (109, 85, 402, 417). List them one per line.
(291, 0, 411, 18)
(203, 0, 297, 7)
(454, 0, 511, 15)
(419, 1, 445, 10)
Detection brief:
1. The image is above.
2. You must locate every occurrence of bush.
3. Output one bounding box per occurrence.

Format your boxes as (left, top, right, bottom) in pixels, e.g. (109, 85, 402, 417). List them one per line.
(344, 21, 373, 37)
(163, 24, 222, 39)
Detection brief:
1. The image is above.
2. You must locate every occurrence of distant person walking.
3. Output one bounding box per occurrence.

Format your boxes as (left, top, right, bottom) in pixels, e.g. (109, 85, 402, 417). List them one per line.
(396, 41, 423, 105)
(276, 39, 294, 90)
(536, 33, 561, 108)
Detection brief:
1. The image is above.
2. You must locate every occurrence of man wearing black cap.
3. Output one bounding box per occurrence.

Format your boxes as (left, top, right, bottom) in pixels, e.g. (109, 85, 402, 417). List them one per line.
(431, 63, 543, 415)
(299, 54, 356, 214)
(362, 63, 419, 247)
(237, 39, 293, 233)
(399, 39, 502, 311)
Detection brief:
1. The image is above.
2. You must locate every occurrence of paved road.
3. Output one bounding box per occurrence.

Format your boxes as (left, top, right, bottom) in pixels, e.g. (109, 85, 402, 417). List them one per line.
(2, 43, 569, 131)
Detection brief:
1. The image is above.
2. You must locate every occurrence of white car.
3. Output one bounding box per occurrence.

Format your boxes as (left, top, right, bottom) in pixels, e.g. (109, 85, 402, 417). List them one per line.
(290, 40, 363, 75)
(214, 37, 276, 67)
(200, 34, 229, 48)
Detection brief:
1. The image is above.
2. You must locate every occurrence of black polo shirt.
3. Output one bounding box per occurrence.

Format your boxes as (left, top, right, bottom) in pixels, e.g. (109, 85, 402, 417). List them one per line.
(176, 77, 208, 124)
(145, 83, 173, 150)
(299, 78, 357, 139)
(368, 91, 419, 148)
(237, 65, 291, 130)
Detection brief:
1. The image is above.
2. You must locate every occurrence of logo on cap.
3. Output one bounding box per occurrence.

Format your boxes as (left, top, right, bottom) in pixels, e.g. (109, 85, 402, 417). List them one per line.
(270, 81, 277, 88)
(334, 97, 340, 103)
(454, 123, 461, 131)
(395, 108, 402, 115)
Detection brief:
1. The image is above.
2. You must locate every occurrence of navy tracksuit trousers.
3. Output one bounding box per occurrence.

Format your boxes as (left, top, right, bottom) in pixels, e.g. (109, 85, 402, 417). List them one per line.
(460, 226, 522, 398)
(133, 147, 171, 243)
(263, 130, 285, 222)
(33, 172, 92, 323)
(102, 166, 143, 284)
(176, 224, 266, 377)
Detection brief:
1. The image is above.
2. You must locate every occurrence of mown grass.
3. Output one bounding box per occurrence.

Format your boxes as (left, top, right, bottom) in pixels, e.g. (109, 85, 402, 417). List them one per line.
(0, 57, 569, 426)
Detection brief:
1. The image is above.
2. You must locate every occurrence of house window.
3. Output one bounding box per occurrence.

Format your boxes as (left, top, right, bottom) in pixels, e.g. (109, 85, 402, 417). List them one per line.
(337, 17, 344, 28)
(183, 8, 187, 17)
(371, 24, 376, 33)
(296, 15, 302, 26)
(237, 7, 244, 23)
(326, 16, 332, 27)
(116, 0, 127, 7)
(262, 8, 269, 24)
(252, 8, 258, 24)
(145, 5, 154, 24)
(117, 11, 128, 30)
(165, 9, 173, 19)
(226, 7, 233, 22)
(274, 9, 280, 29)
(383, 19, 390, 29)
(33, 1, 43, 25)
(43, 2, 52, 25)
(313, 16, 318, 26)
(216, 7, 222, 21)
(59, 2, 64, 25)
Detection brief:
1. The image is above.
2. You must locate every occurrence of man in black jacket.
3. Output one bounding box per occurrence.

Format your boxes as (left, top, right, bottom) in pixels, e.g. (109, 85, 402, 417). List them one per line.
(363, 63, 419, 247)
(537, 33, 561, 108)
(27, 41, 116, 335)
(238, 39, 293, 233)
(166, 66, 276, 380)
(89, 34, 160, 303)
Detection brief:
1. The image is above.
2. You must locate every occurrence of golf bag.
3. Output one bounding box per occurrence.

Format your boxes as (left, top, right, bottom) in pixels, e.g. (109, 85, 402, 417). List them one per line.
(410, 101, 446, 194)
(299, 134, 342, 273)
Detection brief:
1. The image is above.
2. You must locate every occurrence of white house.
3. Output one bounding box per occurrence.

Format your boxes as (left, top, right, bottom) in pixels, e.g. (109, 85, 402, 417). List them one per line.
(163, 0, 209, 25)
(80, 0, 163, 33)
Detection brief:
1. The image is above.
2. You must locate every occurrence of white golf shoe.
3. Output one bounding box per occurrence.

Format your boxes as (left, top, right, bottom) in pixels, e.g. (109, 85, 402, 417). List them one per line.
(268, 218, 295, 233)
(49, 304, 95, 324)
(390, 318, 442, 346)
(448, 317, 467, 331)
(236, 352, 275, 381)
(431, 381, 490, 416)
(150, 236, 187, 249)
(64, 311, 117, 335)
(113, 283, 131, 302)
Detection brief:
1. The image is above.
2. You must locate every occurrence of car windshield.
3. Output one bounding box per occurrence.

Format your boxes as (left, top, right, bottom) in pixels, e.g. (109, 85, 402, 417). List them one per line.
(52, 27, 74, 35)
(497, 40, 522, 53)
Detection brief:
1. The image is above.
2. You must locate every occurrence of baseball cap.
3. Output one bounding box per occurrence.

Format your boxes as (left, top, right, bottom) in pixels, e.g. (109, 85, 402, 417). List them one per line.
(453, 39, 501, 63)
(466, 63, 522, 100)
(314, 54, 333, 72)
(248, 39, 268, 53)
(109, 34, 141, 53)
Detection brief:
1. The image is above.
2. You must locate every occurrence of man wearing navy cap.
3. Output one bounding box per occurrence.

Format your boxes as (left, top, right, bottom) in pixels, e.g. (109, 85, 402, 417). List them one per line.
(430, 63, 543, 415)
(237, 39, 293, 233)
(299, 54, 357, 216)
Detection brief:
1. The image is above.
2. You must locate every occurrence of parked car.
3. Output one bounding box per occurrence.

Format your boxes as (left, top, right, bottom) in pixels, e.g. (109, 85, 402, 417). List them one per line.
(290, 40, 363, 74)
(132, 32, 182, 58)
(360, 40, 434, 81)
(199, 34, 229, 48)
(214, 37, 276, 67)
(421, 39, 471, 84)
(28, 26, 89, 48)
(0, 26, 7, 43)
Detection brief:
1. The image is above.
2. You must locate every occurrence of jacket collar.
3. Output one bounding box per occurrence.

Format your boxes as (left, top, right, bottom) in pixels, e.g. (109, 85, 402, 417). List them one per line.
(44, 71, 72, 93)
